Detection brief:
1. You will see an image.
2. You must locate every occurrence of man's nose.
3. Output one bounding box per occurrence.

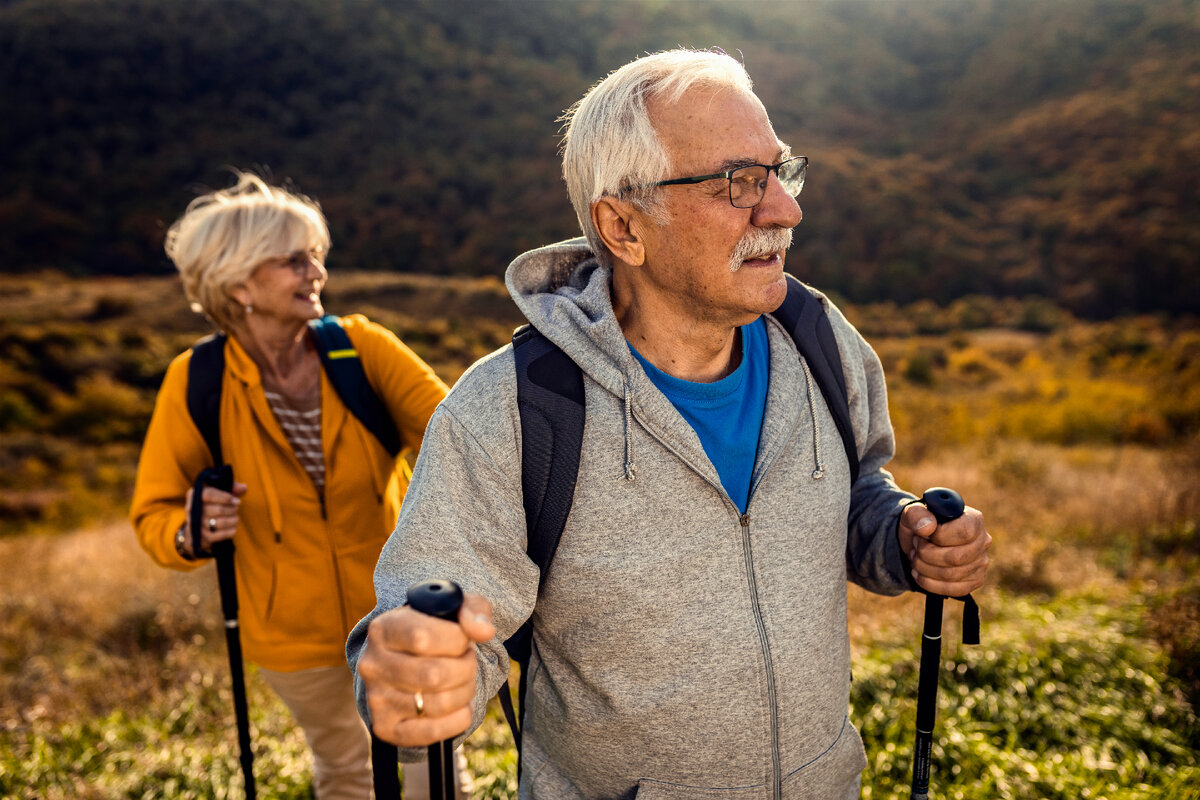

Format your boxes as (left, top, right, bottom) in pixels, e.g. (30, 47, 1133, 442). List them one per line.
(751, 172, 802, 229)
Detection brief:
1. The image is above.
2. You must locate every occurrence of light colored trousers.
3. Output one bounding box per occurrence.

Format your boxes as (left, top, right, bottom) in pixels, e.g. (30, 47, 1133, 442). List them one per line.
(261, 664, 467, 800)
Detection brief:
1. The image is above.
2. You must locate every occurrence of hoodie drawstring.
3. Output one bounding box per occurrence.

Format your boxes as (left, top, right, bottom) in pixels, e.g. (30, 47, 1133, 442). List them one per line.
(799, 358, 825, 480)
(622, 376, 637, 481)
(350, 418, 385, 502)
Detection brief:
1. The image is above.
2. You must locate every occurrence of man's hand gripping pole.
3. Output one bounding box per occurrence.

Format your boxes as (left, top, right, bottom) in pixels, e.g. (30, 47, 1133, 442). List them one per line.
(371, 580, 464, 800)
(910, 488, 980, 800)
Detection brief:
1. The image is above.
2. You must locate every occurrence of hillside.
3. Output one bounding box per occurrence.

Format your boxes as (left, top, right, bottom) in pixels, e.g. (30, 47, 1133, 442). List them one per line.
(1, 0, 1197, 316)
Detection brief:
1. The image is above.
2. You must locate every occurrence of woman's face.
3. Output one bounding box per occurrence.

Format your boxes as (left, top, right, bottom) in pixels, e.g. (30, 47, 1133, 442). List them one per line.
(237, 246, 328, 326)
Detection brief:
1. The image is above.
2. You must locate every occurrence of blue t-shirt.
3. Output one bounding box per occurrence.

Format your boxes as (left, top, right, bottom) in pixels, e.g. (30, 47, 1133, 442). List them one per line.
(629, 317, 770, 514)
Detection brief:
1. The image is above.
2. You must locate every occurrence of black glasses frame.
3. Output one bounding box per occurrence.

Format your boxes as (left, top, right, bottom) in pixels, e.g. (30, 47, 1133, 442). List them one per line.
(648, 155, 808, 208)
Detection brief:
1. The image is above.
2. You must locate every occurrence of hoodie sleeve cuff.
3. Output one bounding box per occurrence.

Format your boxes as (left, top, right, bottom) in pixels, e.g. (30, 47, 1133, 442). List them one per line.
(897, 542, 922, 592)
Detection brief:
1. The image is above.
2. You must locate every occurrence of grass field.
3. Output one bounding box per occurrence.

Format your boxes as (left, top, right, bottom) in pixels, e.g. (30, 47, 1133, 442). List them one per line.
(1, 272, 1198, 798)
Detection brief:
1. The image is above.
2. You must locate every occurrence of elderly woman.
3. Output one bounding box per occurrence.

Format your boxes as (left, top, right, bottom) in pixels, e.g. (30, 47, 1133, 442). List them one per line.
(131, 171, 457, 798)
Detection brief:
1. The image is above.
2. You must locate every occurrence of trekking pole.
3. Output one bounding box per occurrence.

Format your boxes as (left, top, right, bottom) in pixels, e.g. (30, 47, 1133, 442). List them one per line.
(371, 579, 463, 800)
(910, 487, 976, 800)
(408, 580, 463, 799)
(190, 464, 256, 800)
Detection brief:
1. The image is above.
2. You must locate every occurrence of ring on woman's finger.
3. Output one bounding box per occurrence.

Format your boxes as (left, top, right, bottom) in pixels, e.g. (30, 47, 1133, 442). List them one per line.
(208, 517, 218, 532)
(413, 690, 425, 717)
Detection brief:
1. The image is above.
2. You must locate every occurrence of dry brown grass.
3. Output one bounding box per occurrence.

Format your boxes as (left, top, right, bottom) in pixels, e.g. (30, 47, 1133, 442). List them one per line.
(849, 440, 1200, 650)
(0, 520, 226, 731)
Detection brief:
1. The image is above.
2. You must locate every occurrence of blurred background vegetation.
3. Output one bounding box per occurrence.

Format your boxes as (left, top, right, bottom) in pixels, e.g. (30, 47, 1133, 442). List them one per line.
(1, 0, 1198, 316)
(2, 0, 1199, 797)
(3, 272, 1198, 798)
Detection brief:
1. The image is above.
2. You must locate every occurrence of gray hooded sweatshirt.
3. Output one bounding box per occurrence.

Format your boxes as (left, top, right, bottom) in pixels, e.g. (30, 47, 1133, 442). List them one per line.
(348, 238, 917, 799)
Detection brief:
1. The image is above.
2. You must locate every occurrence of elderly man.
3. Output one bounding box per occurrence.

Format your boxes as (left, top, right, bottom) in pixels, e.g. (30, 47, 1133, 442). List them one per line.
(348, 49, 991, 799)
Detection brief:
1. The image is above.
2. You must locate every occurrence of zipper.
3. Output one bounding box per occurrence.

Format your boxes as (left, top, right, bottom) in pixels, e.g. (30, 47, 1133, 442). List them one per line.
(329, 539, 350, 636)
(317, 488, 347, 631)
(744, 410, 795, 799)
(740, 511, 782, 799)
(630, 403, 786, 796)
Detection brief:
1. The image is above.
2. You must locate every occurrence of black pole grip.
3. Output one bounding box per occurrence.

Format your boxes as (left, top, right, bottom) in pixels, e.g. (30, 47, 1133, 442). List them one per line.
(921, 486, 965, 525)
(189, 464, 233, 559)
(408, 580, 463, 800)
(911, 487, 965, 800)
(407, 580, 465, 622)
(372, 580, 464, 800)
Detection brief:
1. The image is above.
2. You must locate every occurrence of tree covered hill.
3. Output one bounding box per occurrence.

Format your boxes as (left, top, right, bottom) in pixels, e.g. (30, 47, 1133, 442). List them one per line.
(1, 0, 1197, 317)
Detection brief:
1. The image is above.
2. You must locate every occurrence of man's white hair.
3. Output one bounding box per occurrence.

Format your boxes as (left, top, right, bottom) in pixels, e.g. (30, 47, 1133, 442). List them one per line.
(560, 49, 755, 264)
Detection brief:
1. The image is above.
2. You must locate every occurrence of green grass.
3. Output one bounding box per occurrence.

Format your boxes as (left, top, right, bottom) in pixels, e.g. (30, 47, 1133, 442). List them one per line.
(2, 676, 312, 799)
(3, 593, 1195, 799)
(853, 593, 1200, 800)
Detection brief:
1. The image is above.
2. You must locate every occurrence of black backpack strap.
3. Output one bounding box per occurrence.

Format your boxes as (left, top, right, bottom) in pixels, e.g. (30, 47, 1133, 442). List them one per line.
(309, 315, 404, 457)
(187, 333, 227, 467)
(501, 323, 586, 752)
(513, 324, 586, 587)
(769, 275, 860, 485)
(496, 685, 521, 752)
(186, 334, 230, 558)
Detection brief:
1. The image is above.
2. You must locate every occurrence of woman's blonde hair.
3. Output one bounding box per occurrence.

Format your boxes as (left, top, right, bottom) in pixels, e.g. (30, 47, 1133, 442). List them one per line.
(164, 170, 330, 330)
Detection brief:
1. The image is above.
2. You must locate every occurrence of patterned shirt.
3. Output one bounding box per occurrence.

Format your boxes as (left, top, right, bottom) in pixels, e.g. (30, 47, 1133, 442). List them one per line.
(264, 389, 324, 499)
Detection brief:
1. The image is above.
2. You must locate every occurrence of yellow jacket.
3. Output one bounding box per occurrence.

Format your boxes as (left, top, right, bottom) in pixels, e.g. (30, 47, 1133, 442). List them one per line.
(130, 314, 448, 671)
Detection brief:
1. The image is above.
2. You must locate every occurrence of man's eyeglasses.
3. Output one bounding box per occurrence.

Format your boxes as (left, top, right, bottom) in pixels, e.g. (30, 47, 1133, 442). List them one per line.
(648, 155, 807, 209)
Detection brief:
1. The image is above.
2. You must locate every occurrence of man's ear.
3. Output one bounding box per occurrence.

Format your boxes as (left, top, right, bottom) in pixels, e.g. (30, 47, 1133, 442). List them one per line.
(591, 197, 645, 267)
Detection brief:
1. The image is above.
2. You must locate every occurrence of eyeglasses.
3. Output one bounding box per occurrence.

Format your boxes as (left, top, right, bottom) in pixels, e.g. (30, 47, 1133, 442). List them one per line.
(266, 248, 326, 276)
(648, 155, 807, 209)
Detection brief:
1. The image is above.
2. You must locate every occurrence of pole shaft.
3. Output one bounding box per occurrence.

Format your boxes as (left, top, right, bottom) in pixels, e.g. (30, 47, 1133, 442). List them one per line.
(215, 543, 255, 799)
(371, 735, 400, 798)
(427, 740, 456, 799)
(909, 487, 965, 800)
(910, 594, 943, 798)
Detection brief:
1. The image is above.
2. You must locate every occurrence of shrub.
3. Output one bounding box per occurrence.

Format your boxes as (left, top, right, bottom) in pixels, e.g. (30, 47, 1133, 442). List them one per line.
(1014, 297, 1069, 333)
(0, 389, 37, 432)
(1146, 586, 1200, 717)
(947, 346, 1007, 385)
(48, 374, 153, 443)
(901, 345, 947, 386)
(87, 294, 137, 321)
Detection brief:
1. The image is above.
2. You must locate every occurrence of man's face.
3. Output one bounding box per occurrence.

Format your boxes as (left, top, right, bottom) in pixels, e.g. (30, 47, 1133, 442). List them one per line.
(634, 86, 802, 328)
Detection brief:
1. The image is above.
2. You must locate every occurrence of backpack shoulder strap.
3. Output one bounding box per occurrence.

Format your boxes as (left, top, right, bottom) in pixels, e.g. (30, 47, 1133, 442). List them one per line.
(185, 333, 237, 558)
(769, 275, 860, 485)
(500, 323, 586, 751)
(187, 333, 227, 467)
(512, 323, 586, 585)
(309, 315, 404, 457)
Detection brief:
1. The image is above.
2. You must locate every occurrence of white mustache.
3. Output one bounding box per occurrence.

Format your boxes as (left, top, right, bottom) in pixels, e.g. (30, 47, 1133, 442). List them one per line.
(729, 227, 793, 272)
